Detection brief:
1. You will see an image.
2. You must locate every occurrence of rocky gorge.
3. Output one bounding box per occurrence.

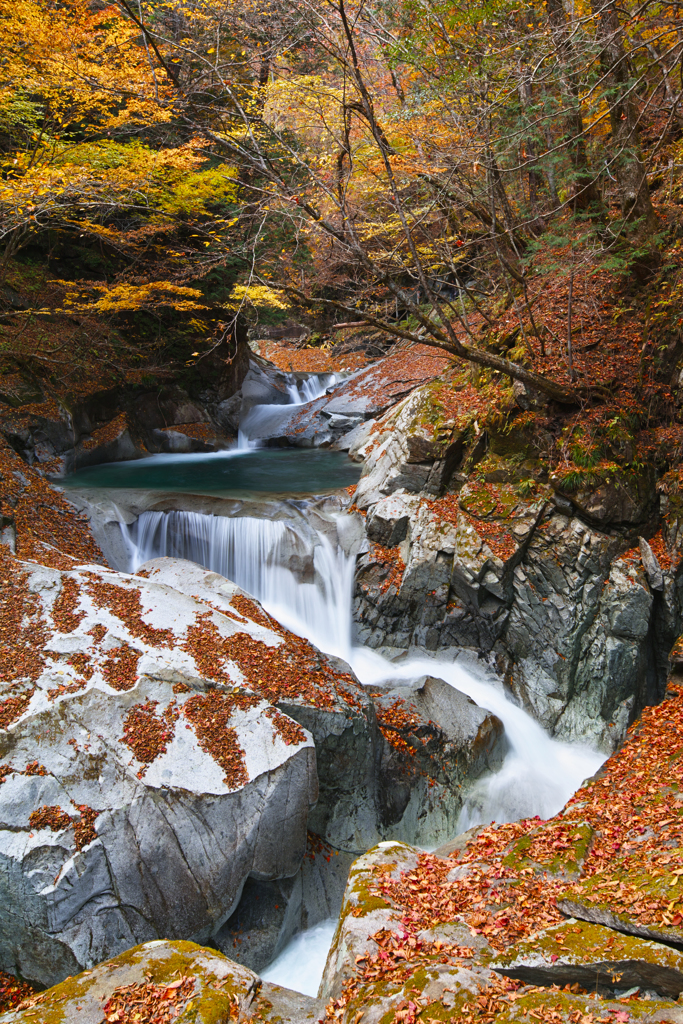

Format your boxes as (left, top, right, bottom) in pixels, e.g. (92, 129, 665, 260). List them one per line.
(1, 333, 683, 1023)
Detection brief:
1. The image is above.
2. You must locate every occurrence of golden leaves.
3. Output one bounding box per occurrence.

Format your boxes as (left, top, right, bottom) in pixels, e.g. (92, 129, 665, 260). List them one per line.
(58, 282, 208, 314)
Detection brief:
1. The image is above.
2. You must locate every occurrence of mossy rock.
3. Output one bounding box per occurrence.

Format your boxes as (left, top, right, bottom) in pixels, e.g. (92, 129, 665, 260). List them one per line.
(556, 846, 683, 950)
(459, 481, 536, 522)
(492, 919, 683, 999)
(442, 985, 682, 1024)
(0, 940, 260, 1024)
(341, 961, 483, 1024)
(502, 822, 594, 879)
(319, 842, 419, 1003)
(487, 425, 535, 459)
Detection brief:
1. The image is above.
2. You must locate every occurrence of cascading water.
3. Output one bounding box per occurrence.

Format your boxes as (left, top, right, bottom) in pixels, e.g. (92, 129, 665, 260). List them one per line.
(120, 505, 604, 997)
(238, 373, 336, 450)
(122, 507, 603, 825)
(122, 508, 354, 658)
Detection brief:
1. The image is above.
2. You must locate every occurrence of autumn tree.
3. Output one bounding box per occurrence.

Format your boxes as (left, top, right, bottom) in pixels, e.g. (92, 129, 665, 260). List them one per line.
(1, 0, 681, 398)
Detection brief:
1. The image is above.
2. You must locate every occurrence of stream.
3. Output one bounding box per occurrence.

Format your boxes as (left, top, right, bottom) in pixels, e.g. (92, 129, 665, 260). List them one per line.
(120, 508, 603, 831)
(117, 504, 604, 996)
(63, 372, 605, 997)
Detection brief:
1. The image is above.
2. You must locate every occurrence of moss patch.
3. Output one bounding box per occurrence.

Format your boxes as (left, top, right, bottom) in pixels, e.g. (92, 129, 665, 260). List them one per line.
(7, 940, 256, 1024)
(502, 822, 594, 879)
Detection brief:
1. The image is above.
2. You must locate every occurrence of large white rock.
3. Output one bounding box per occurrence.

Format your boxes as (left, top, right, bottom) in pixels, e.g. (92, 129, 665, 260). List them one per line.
(0, 557, 318, 987)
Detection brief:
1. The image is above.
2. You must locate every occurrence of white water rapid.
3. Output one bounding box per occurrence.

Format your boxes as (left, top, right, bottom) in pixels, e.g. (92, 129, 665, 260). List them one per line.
(260, 919, 338, 997)
(237, 373, 336, 449)
(122, 507, 604, 823)
(122, 510, 355, 659)
(121, 504, 604, 996)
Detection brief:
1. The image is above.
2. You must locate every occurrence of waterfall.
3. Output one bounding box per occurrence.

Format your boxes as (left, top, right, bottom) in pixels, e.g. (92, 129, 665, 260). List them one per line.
(121, 507, 603, 827)
(121, 506, 354, 659)
(122, 504, 604, 998)
(238, 373, 336, 450)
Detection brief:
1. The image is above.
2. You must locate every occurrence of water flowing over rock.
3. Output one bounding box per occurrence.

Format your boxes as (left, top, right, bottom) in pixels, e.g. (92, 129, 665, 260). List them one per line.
(119, 504, 363, 660)
(222, 347, 448, 450)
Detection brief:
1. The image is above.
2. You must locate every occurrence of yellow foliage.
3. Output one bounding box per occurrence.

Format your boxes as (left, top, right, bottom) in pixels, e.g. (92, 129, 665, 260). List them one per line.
(58, 282, 208, 314)
(0, 0, 169, 140)
(229, 284, 290, 310)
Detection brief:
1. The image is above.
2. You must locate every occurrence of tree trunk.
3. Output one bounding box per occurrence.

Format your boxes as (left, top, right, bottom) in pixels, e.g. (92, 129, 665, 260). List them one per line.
(518, 67, 547, 233)
(545, 0, 600, 210)
(590, 0, 656, 232)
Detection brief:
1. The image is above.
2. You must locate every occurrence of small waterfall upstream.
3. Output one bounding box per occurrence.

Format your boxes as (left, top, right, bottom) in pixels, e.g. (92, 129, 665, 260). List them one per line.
(121, 506, 603, 996)
(238, 373, 336, 450)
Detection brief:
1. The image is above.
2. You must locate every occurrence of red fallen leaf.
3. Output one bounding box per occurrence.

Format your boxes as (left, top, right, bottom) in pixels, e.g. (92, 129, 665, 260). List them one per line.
(550, 954, 559, 962)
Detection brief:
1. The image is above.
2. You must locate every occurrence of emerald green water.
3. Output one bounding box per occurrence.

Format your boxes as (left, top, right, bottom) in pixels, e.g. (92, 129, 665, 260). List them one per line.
(62, 449, 361, 498)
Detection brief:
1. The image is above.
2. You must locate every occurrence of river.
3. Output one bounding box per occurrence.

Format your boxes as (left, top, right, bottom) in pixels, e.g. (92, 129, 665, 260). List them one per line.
(63, 370, 604, 997)
(117, 503, 604, 996)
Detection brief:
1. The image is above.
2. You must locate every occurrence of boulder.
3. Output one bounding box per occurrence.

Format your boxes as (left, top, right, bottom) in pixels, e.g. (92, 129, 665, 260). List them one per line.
(317, 836, 683, 1024)
(365, 494, 414, 547)
(366, 676, 505, 837)
(1, 544, 503, 985)
(492, 919, 683, 999)
(319, 841, 492, 1021)
(151, 426, 217, 454)
(0, 556, 323, 986)
(0, 939, 321, 1024)
(312, 686, 683, 1024)
(205, 677, 505, 971)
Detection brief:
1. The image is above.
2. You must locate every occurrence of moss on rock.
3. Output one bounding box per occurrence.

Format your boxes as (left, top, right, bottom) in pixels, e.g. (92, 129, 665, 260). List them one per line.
(492, 919, 683, 999)
(0, 940, 259, 1024)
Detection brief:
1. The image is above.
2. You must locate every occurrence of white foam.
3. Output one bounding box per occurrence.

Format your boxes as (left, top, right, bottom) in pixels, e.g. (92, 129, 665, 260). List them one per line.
(238, 373, 336, 450)
(260, 919, 337, 997)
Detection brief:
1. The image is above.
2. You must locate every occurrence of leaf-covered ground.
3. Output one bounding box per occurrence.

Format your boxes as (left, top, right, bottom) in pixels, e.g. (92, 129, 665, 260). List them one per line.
(322, 680, 683, 1024)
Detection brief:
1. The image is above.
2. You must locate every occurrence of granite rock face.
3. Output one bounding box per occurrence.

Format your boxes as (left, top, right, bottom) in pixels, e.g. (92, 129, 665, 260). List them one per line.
(212, 844, 356, 973)
(352, 397, 683, 752)
(352, 385, 469, 508)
